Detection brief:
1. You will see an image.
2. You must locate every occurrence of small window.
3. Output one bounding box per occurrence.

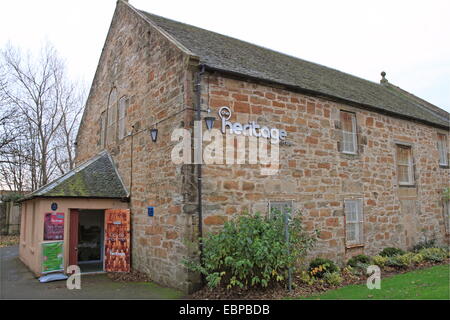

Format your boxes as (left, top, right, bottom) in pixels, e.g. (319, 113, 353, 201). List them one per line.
(444, 200, 450, 234)
(118, 96, 128, 140)
(107, 88, 118, 145)
(269, 201, 293, 220)
(100, 111, 106, 148)
(437, 134, 448, 166)
(344, 199, 364, 246)
(396, 145, 414, 185)
(340, 111, 357, 154)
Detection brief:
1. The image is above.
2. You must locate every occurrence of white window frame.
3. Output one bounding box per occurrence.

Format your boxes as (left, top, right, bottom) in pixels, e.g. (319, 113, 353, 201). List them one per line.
(396, 144, 414, 186)
(344, 199, 364, 247)
(437, 134, 448, 166)
(341, 111, 358, 154)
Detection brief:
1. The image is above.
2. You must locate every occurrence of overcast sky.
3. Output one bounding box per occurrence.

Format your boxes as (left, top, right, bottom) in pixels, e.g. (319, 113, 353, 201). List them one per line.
(1, 0, 449, 112)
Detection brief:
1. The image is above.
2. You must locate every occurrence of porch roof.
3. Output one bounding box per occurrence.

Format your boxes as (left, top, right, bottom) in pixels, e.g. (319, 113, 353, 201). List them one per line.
(21, 152, 129, 201)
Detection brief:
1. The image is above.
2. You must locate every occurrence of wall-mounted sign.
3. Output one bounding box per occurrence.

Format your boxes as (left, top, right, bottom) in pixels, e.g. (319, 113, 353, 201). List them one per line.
(219, 106, 287, 143)
(44, 212, 64, 241)
(51, 202, 58, 211)
(42, 241, 64, 273)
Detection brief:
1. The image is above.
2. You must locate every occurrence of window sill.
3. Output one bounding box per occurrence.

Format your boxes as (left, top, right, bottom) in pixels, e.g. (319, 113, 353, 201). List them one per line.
(439, 164, 449, 169)
(398, 184, 416, 188)
(346, 244, 364, 249)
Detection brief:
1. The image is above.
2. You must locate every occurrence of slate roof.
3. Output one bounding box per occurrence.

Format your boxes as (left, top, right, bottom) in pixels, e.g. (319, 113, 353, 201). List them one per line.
(137, 8, 449, 129)
(21, 152, 128, 201)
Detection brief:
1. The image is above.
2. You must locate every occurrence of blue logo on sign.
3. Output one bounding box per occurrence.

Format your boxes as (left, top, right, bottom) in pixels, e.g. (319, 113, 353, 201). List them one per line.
(51, 203, 58, 211)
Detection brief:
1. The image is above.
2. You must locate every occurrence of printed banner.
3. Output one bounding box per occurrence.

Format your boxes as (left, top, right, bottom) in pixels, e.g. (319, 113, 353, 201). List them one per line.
(42, 241, 64, 273)
(104, 209, 130, 272)
(44, 212, 65, 240)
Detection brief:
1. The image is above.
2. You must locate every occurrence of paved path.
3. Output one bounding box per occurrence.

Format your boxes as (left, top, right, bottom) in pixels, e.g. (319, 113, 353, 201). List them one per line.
(0, 246, 185, 299)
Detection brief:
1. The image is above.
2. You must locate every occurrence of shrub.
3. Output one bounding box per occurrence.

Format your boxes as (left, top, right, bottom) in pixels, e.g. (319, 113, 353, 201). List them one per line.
(419, 248, 448, 262)
(347, 254, 371, 268)
(412, 239, 436, 252)
(323, 272, 343, 286)
(308, 258, 339, 278)
(183, 211, 317, 289)
(372, 255, 388, 268)
(298, 270, 316, 286)
(386, 253, 414, 268)
(411, 253, 424, 264)
(379, 247, 405, 257)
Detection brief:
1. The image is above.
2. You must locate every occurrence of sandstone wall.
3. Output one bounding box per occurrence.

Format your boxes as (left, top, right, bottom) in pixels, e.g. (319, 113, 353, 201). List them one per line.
(75, 2, 198, 292)
(200, 73, 450, 262)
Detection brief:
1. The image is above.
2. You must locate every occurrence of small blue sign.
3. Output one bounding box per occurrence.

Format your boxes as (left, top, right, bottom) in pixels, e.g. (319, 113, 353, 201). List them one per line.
(51, 203, 58, 211)
(147, 207, 154, 217)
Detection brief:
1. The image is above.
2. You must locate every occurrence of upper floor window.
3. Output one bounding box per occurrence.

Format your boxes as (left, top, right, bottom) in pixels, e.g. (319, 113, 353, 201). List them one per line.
(100, 111, 106, 148)
(118, 96, 128, 140)
(437, 133, 448, 166)
(340, 111, 357, 154)
(107, 88, 118, 146)
(344, 199, 364, 246)
(396, 144, 414, 185)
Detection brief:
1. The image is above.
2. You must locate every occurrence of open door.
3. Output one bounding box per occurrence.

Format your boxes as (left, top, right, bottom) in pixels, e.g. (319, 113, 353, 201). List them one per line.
(104, 209, 130, 272)
(69, 209, 79, 267)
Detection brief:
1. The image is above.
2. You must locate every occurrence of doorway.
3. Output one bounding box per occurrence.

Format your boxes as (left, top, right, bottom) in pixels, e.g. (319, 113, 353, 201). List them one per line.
(77, 210, 104, 273)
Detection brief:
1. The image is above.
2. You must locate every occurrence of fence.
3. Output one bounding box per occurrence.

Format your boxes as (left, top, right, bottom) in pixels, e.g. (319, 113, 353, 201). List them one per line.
(0, 200, 21, 235)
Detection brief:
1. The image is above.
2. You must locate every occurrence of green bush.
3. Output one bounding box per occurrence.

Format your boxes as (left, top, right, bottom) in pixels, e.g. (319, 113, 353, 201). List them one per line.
(386, 253, 414, 268)
(372, 255, 388, 268)
(379, 247, 405, 257)
(308, 258, 339, 278)
(419, 248, 448, 262)
(412, 239, 436, 252)
(347, 254, 371, 268)
(298, 270, 316, 286)
(183, 211, 317, 289)
(411, 253, 424, 264)
(323, 272, 343, 286)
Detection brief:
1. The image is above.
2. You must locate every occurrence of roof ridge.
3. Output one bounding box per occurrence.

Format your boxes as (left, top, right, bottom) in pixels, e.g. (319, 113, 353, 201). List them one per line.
(139, 10, 394, 90)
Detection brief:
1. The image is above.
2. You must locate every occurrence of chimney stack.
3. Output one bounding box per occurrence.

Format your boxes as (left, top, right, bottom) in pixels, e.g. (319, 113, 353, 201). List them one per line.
(380, 71, 388, 85)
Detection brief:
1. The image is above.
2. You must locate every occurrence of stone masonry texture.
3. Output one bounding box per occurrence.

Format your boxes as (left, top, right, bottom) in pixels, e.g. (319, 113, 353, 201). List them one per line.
(75, 1, 450, 292)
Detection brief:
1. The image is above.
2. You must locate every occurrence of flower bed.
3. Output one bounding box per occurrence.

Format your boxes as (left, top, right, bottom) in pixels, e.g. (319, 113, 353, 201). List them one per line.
(189, 247, 449, 300)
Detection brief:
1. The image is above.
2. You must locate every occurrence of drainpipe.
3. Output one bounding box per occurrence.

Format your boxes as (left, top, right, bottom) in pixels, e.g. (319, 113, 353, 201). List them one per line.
(195, 64, 206, 273)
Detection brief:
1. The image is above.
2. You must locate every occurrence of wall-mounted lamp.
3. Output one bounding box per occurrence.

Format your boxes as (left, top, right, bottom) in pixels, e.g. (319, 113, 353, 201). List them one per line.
(150, 128, 158, 143)
(204, 116, 216, 131)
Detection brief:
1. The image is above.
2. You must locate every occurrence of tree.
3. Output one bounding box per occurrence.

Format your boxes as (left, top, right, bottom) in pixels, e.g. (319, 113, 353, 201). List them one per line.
(0, 42, 85, 192)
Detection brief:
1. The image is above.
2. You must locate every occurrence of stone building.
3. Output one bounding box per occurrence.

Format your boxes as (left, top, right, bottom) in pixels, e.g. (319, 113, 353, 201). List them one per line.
(19, 0, 449, 293)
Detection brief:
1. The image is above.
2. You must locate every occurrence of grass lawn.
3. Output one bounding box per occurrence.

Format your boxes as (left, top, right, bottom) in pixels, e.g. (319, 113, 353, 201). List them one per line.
(298, 264, 450, 300)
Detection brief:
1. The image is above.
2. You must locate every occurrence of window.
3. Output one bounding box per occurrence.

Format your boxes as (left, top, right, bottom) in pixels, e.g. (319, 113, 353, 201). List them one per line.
(396, 145, 414, 185)
(107, 88, 118, 145)
(269, 201, 293, 220)
(100, 111, 106, 148)
(437, 134, 448, 166)
(444, 200, 450, 234)
(340, 111, 357, 154)
(344, 199, 364, 246)
(118, 96, 128, 140)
